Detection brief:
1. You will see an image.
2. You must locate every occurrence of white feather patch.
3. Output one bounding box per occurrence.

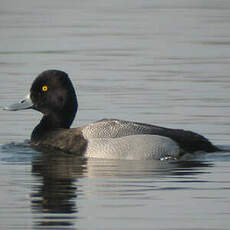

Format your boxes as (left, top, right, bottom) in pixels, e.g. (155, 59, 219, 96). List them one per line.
(84, 134, 180, 160)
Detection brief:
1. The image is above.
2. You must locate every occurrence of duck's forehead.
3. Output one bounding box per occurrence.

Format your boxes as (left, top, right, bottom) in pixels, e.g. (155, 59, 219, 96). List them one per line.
(31, 75, 61, 91)
(31, 77, 49, 91)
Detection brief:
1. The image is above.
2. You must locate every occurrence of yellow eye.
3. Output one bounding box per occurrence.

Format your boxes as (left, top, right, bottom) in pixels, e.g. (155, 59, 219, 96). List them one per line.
(42, 85, 48, 92)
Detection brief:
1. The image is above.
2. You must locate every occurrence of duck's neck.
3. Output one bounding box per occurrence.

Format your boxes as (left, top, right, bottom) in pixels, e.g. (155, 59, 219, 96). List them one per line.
(31, 110, 76, 142)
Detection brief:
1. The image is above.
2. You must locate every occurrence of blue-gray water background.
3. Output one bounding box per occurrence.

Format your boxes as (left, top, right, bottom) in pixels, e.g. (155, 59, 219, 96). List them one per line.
(1, 0, 230, 229)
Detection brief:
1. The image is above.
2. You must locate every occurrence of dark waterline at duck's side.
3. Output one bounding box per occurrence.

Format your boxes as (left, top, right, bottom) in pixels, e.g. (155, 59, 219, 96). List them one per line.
(4, 70, 221, 158)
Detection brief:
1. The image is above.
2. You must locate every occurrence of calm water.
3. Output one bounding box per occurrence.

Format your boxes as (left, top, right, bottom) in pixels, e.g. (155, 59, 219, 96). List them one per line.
(1, 0, 230, 229)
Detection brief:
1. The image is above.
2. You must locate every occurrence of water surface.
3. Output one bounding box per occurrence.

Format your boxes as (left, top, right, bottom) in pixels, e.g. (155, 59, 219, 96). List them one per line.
(1, 0, 230, 229)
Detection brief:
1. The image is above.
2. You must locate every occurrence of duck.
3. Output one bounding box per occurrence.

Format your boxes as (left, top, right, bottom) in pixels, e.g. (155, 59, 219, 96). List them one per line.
(4, 70, 220, 160)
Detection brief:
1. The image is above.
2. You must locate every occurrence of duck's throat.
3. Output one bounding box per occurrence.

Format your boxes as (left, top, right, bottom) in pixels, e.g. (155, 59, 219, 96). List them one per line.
(31, 112, 74, 141)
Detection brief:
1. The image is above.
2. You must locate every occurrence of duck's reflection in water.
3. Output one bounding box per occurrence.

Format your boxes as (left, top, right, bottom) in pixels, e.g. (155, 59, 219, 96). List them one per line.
(31, 150, 86, 229)
(30, 148, 213, 229)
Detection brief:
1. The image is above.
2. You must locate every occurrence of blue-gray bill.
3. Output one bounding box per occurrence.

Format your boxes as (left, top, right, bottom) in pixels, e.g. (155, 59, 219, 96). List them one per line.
(2, 94, 33, 111)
